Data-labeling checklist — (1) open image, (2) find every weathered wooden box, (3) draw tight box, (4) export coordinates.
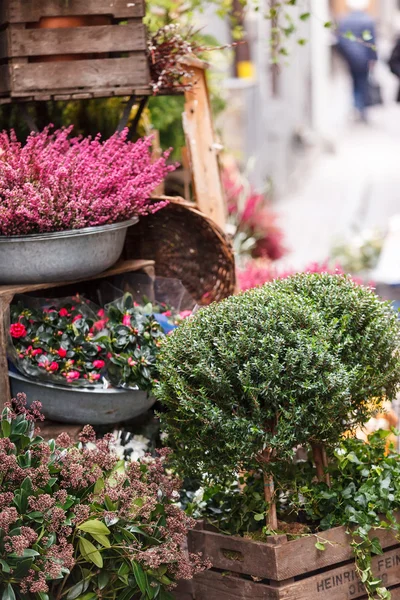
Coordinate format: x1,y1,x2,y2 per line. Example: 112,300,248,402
0,0,150,102
179,521,400,600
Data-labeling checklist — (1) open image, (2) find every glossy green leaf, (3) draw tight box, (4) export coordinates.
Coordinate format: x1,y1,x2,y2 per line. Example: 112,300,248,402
78,519,110,535
78,537,103,568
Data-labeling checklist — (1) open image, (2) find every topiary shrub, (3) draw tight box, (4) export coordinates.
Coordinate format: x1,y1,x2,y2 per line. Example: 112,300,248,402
156,273,400,483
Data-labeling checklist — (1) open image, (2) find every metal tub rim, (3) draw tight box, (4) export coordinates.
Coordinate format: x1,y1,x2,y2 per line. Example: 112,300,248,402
0,218,138,243
9,371,155,425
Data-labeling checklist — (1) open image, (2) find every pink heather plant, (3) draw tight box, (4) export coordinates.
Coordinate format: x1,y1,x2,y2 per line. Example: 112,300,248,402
0,126,175,236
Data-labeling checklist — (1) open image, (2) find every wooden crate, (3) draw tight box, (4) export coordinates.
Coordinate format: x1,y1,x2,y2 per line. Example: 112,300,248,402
186,521,400,600
0,0,150,101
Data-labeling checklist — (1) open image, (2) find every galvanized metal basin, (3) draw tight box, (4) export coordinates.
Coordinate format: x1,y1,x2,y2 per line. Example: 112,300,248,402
0,219,137,284
9,371,155,425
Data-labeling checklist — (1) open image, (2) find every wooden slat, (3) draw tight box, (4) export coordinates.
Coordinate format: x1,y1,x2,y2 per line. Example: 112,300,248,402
0,259,155,299
183,64,226,230
189,530,278,580
0,294,13,402
192,571,279,600
9,55,149,94
279,545,400,600
1,0,145,24
189,516,400,583
0,65,10,94
273,519,400,580
5,22,146,58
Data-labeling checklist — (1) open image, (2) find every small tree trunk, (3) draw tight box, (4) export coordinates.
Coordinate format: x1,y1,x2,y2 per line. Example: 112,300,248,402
263,471,278,530
261,448,278,530
311,442,331,487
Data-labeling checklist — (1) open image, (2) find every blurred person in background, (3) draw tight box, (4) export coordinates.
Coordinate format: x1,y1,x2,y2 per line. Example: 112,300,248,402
389,19,400,102
337,0,377,122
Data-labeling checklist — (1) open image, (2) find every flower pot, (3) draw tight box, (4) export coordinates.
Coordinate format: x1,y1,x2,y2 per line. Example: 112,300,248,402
0,219,137,285
28,15,112,62
9,371,155,425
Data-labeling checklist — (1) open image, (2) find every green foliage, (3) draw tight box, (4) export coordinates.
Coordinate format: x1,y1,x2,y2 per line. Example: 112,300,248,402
182,432,400,599
156,273,400,482
292,431,400,600
105,293,165,391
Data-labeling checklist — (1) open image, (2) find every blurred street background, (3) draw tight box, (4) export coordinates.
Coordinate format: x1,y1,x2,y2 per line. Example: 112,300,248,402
201,0,400,275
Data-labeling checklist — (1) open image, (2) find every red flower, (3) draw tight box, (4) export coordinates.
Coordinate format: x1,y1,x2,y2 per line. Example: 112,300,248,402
66,370,80,381
59,308,69,317
93,318,108,331
92,359,105,369
91,373,101,381
72,314,83,323
97,345,102,352
107,352,113,359
49,362,59,372
122,314,131,327
31,348,43,357
97,309,105,317
164,310,172,317
57,348,67,358
10,323,27,338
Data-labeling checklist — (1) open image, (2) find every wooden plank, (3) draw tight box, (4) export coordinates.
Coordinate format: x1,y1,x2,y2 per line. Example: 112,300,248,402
0,294,13,404
273,519,400,580
183,65,226,230
10,55,149,93
0,29,8,61
192,571,279,600
279,545,400,600
0,65,10,94
6,22,146,58
189,530,278,580
0,259,155,299
2,0,145,24
174,580,194,600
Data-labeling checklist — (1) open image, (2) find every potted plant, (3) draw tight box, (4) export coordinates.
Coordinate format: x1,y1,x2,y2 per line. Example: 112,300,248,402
0,127,174,284
156,273,400,599
7,294,191,424
0,394,210,599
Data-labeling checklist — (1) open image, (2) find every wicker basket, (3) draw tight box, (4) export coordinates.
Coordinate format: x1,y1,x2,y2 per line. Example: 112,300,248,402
123,197,235,305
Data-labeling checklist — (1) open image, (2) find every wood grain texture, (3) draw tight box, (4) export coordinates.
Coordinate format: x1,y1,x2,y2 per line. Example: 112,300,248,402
193,570,279,600
0,65,10,94
1,0,145,24
188,529,278,580
278,545,400,600
0,259,155,299
189,516,400,583
4,22,146,58
273,519,400,580
0,295,13,403
9,55,149,94
183,65,226,230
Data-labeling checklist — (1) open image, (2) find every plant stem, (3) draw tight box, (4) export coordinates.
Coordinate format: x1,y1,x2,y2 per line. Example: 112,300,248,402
311,442,331,487
263,470,278,530
260,448,278,530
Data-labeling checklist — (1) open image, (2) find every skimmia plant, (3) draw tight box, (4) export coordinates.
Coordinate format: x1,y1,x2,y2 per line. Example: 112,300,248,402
0,395,209,599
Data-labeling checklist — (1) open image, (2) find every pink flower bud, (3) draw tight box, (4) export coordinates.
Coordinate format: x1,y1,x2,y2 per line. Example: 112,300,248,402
122,314,131,327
